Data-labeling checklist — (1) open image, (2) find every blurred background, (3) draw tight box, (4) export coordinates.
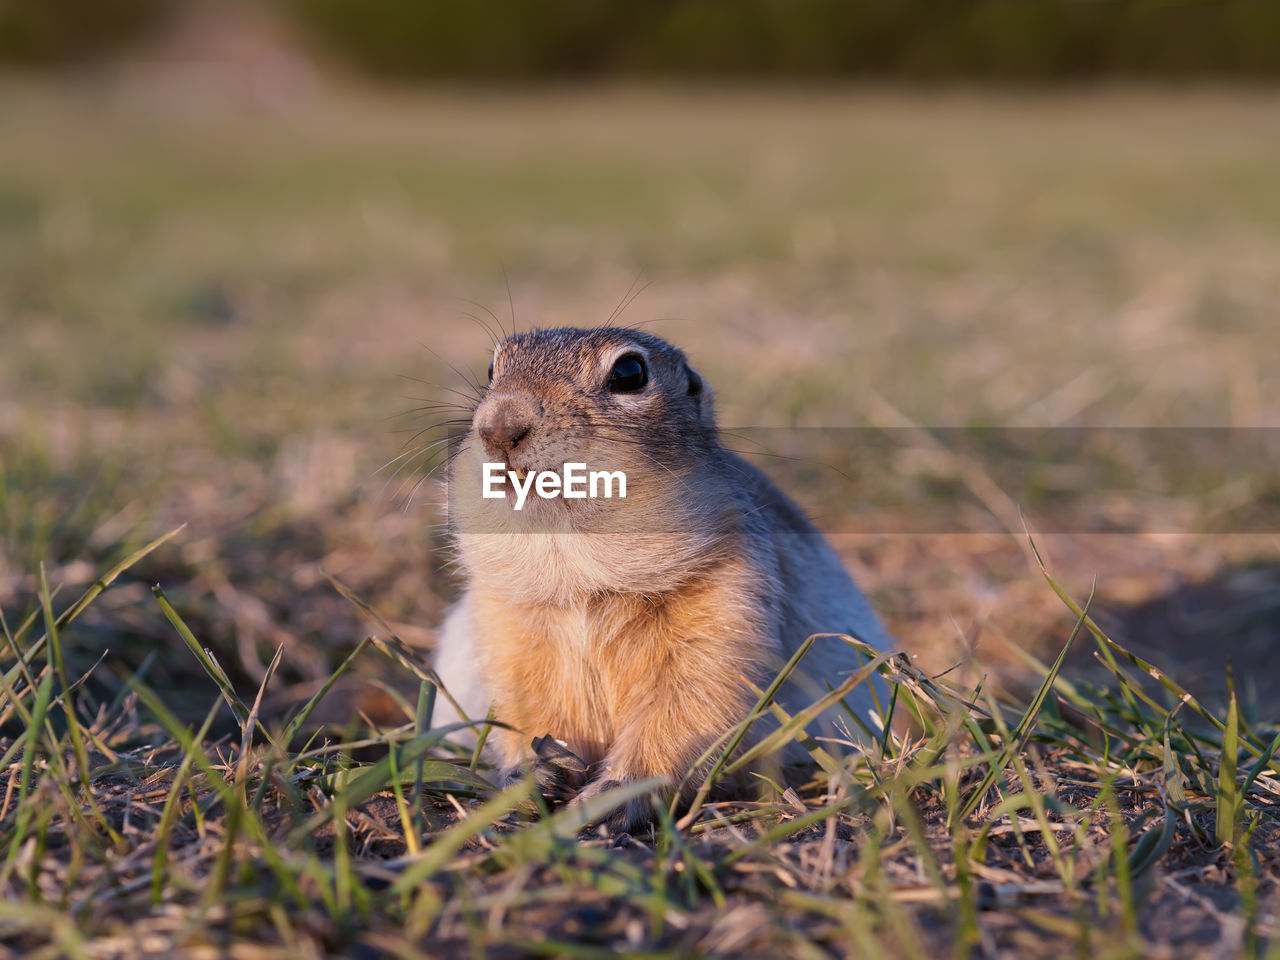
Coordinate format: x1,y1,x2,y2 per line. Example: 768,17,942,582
2,0,1278,719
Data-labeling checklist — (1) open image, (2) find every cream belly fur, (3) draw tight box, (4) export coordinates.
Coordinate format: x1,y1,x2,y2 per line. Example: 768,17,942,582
429,326,891,830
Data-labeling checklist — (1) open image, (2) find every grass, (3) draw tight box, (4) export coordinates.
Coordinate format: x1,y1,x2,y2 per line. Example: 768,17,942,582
1,76,1280,955
0,532,1277,956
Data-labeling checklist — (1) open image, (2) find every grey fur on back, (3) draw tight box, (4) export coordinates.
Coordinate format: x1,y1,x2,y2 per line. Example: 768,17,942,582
715,449,890,744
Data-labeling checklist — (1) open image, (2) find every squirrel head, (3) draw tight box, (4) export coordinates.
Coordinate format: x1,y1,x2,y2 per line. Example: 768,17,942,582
473,326,715,471
447,327,736,603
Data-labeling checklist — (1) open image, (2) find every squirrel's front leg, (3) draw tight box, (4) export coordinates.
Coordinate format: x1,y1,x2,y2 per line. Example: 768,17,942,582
576,651,761,833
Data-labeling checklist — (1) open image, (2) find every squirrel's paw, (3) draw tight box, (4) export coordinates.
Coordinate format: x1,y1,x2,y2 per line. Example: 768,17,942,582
528,735,590,802
573,775,660,834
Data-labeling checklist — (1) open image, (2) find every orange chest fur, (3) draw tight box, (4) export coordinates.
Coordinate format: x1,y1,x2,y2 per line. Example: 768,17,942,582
470,594,654,760
469,572,771,766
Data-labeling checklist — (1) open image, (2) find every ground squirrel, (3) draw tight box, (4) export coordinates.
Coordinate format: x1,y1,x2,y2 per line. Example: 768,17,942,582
432,326,890,829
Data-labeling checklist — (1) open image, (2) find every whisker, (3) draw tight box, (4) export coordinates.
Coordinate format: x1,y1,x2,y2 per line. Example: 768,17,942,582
417,340,487,399
386,408,472,430
374,435,459,496
395,399,474,413
604,271,649,328
403,442,467,511
386,420,471,441
396,375,483,409
389,419,471,455
459,311,501,349
454,296,508,341
369,417,470,487
502,267,518,336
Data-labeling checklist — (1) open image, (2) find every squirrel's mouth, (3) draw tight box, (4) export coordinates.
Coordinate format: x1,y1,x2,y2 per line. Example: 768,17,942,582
482,453,529,477
496,461,533,479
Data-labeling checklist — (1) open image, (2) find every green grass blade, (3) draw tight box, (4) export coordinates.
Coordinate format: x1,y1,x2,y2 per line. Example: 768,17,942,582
390,778,535,894
954,586,1091,824
14,525,186,649
1127,797,1175,877
151,698,222,904
1239,727,1280,800
2,672,54,876
722,650,892,777
152,584,251,726
674,632,824,827
1216,685,1240,847
280,636,374,748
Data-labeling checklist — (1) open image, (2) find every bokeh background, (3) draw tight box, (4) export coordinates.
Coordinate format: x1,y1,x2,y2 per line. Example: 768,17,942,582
2,0,1279,720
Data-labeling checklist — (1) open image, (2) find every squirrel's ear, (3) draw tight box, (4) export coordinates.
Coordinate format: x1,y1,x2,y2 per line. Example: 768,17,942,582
684,364,703,399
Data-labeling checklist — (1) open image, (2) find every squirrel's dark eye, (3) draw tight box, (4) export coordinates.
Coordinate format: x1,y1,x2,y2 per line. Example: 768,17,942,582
487,362,494,383
608,354,647,393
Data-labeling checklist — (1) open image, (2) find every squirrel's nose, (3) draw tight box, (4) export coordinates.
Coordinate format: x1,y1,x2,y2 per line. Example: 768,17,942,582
475,394,540,453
